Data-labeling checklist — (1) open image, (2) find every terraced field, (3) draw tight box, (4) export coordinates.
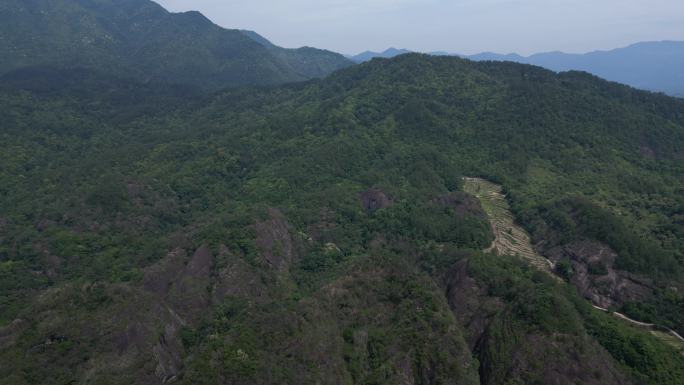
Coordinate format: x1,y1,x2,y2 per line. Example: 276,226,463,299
463,177,553,272
465,177,684,353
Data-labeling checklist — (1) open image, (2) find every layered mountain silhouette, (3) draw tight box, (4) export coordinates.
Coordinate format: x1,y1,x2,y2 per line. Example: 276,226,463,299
351,42,684,96
349,48,412,63
468,41,684,96
0,0,353,90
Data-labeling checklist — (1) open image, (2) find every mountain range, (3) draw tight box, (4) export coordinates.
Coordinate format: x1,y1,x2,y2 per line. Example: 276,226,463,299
0,0,353,90
5,0,680,96
349,48,413,63
352,42,684,96
0,1,683,384
3,50,683,385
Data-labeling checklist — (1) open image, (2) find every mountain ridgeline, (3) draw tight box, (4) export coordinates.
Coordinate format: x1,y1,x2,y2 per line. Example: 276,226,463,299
353,42,684,96
1,1,684,385
350,48,413,63
0,0,353,90
469,41,684,97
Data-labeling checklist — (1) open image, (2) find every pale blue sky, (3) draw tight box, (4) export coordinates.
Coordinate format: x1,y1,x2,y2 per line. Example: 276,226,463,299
155,0,684,55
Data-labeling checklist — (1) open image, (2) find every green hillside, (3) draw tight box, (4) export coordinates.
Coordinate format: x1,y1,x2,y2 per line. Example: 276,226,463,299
0,0,353,89
241,30,354,79
1,52,683,384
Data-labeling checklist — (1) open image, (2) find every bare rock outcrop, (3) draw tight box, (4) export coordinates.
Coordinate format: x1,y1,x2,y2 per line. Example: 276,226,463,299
545,241,654,309
359,188,393,213
138,246,215,382
443,260,503,350
443,258,633,385
254,208,295,272
168,245,213,324
142,249,187,297
212,245,268,304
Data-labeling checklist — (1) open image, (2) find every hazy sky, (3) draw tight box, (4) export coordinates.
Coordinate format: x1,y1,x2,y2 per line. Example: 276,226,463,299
155,0,684,55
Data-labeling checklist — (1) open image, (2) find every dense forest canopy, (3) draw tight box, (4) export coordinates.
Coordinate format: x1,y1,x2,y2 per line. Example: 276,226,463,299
1,52,683,384
0,0,353,89
0,0,683,381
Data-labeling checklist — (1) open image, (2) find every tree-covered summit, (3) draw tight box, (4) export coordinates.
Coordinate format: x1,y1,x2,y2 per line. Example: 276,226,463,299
0,0,353,90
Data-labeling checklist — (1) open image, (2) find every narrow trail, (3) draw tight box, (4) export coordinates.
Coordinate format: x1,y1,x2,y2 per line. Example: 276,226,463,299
592,305,684,348
463,177,684,352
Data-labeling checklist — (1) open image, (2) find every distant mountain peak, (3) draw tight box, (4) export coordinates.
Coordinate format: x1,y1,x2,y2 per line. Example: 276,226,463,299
350,48,413,63
463,41,684,95
349,40,684,95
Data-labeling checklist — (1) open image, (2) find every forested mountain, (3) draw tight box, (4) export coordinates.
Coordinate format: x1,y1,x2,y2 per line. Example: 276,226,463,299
1,52,683,384
356,42,684,96
239,30,356,80
0,0,353,89
468,41,684,97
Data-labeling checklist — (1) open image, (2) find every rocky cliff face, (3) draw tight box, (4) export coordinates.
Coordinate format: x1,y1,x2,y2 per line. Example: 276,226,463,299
359,188,394,213
0,201,675,384
0,207,306,385
443,259,633,385
544,241,655,309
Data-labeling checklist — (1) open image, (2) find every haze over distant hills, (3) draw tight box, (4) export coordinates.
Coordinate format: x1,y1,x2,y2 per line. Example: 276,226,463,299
469,41,684,97
352,42,684,96
0,0,352,90
349,48,413,63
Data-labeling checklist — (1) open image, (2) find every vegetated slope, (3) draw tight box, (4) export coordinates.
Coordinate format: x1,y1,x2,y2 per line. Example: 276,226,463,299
0,0,352,90
1,55,684,384
240,30,355,79
467,41,684,96
349,41,684,95
465,177,683,351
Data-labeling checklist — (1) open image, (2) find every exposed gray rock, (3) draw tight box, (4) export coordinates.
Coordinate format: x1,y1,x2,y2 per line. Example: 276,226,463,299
546,241,654,308
359,189,393,213
212,246,267,304
254,208,294,271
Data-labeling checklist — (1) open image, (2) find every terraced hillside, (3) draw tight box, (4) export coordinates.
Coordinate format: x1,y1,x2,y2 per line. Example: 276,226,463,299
464,177,684,353
463,177,552,271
